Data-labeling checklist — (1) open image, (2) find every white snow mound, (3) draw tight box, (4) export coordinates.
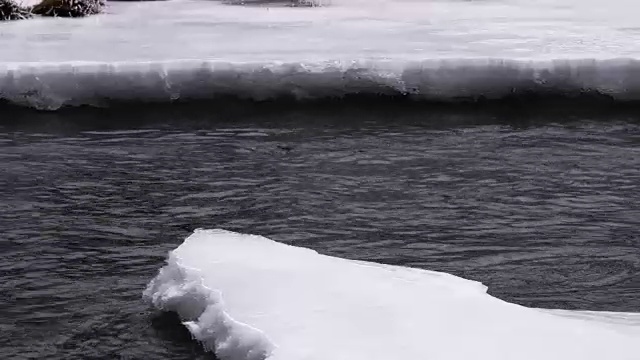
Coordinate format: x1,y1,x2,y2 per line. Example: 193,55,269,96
144,229,640,360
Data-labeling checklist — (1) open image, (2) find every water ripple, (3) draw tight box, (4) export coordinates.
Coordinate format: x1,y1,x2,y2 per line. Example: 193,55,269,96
1,116,639,358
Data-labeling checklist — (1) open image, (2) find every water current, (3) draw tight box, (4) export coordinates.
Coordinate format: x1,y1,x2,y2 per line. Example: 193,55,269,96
1,105,639,359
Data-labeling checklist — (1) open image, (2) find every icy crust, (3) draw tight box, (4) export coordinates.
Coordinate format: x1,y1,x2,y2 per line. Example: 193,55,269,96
2,58,640,110
145,229,640,360
143,254,275,360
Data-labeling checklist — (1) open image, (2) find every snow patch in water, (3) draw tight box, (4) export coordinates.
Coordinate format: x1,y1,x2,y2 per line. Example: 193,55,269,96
144,229,640,360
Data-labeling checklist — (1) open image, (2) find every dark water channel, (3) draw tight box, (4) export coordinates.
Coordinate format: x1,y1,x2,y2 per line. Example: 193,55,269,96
1,108,639,359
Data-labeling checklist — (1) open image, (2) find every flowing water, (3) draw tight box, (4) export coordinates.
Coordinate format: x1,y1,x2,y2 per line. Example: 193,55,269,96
1,107,639,359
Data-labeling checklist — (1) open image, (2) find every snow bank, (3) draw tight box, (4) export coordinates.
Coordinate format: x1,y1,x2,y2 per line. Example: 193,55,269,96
1,0,640,110
144,229,640,360
2,58,640,110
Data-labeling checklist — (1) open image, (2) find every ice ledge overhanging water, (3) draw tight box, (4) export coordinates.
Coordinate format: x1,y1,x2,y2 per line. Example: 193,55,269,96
2,58,640,110
144,229,640,360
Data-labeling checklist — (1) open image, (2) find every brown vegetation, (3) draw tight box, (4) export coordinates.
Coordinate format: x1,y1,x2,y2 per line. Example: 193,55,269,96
0,0,32,20
31,0,104,17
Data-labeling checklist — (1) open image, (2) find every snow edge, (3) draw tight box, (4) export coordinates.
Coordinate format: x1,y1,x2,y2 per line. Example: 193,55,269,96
143,245,275,360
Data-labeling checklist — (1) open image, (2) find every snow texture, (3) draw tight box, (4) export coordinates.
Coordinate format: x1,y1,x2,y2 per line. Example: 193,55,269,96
2,0,640,109
144,229,640,360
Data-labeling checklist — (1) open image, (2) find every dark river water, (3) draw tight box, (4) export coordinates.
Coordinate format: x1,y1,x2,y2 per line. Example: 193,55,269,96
2,106,640,359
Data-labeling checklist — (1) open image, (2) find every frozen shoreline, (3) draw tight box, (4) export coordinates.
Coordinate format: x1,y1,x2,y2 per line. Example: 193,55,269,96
3,0,640,109
3,58,640,110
